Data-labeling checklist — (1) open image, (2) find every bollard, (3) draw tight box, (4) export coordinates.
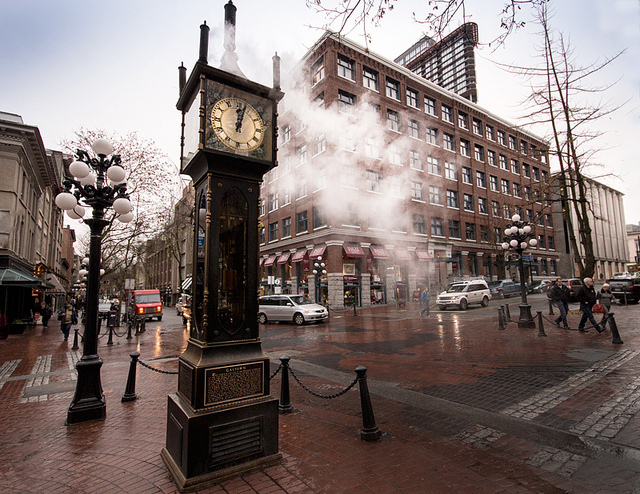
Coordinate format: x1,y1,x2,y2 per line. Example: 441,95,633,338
278,355,293,414
353,302,357,316
504,303,511,322
497,307,506,331
126,319,132,340
537,311,546,337
107,325,114,345
140,317,146,333
122,352,140,402
548,299,555,316
71,327,80,350
355,366,382,442
607,313,623,344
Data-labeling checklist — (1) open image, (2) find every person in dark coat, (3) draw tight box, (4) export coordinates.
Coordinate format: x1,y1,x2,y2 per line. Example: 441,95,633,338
41,303,52,329
549,278,570,329
576,277,603,333
419,287,431,317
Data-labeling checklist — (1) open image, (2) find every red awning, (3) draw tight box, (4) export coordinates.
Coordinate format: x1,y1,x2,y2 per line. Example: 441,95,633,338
263,255,277,267
415,250,433,261
259,258,265,266
344,245,366,258
291,249,307,263
395,249,413,261
277,252,291,264
308,245,326,259
370,246,390,259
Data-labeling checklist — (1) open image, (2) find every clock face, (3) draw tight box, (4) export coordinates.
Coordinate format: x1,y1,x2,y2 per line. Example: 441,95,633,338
211,97,265,152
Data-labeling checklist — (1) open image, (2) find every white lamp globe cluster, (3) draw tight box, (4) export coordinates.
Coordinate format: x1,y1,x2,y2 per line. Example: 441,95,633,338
501,214,538,251
312,257,327,275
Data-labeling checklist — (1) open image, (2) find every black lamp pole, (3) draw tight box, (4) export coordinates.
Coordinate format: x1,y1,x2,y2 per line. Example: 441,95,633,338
502,214,537,328
55,139,131,424
313,257,325,304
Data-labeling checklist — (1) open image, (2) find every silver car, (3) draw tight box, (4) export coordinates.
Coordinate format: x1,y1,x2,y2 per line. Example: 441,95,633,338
258,295,328,325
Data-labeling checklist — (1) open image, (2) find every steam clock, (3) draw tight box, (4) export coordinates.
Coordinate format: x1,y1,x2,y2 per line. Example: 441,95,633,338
162,3,284,490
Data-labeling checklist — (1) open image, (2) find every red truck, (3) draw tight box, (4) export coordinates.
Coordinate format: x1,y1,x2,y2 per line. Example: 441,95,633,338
125,289,163,321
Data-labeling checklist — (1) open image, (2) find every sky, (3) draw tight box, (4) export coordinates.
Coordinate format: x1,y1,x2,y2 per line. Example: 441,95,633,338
1,0,638,223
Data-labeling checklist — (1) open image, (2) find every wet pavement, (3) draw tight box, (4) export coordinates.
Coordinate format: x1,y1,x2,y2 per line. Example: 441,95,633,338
2,294,640,492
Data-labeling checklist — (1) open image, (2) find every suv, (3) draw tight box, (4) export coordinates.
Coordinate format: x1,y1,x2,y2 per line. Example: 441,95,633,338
488,279,521,299
609,277,640,304
258,295,328,325
436,280,491,310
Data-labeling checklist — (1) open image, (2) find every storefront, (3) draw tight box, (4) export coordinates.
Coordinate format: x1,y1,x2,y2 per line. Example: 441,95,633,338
342,244,365,307
276,252,292,293
369,246,389,304
308,245,327,303
393,249,412,303
290,249,307,295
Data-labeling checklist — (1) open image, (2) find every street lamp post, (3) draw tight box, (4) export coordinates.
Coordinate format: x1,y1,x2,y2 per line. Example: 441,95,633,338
501,214,538,328
312,257,326,304
55,138,132,424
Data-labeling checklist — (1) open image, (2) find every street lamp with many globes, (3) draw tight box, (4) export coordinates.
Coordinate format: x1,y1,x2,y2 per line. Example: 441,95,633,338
501,214,538,328
55,138,132,425
312,257,327,304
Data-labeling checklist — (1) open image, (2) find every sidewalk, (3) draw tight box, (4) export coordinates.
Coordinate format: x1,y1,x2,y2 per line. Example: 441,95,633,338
1,299,640,493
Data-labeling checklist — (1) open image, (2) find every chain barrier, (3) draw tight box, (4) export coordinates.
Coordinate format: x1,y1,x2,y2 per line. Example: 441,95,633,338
327,303,356,313
270,363,282,380
137,358,179,375
287,364,358,399
540,312,603,331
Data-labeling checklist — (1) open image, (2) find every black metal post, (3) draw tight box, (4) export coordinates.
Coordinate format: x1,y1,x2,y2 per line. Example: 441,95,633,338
497,306,506,330
71,327,79,350
122,352,140,402
353,301,357,316
548,298,555,316
516,251,535,328
607,313,624,344
278,356,293,414
107,324,114,345
537,310,546,337
126,316,132,339
504,303,511,322
355,366,381,442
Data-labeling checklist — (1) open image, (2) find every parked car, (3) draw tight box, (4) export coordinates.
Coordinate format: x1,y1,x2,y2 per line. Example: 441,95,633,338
436,280,491,310
258,295,328,325
176,294,190,316
528,279,553,294
565,278,584,302
488,279,521,299
609,277,640,304
612,272,631,279
181,297,192,325
98,302,111,321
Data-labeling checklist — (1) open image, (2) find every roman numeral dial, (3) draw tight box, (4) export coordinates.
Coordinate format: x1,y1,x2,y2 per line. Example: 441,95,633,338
211,97,265,152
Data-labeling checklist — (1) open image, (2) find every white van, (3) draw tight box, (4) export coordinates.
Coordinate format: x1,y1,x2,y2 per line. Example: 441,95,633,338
258,295,328,325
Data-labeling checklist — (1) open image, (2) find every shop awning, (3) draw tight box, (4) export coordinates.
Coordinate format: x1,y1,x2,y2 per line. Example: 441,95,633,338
45,274,67,294
181,276,192,292
308,245,326,259
277,252,291,264
395,249,413,261
370,246,390,259
291,249,307,263
0,268,48,288
344,245,365,258
259,258,265,266
415,250,433,261
263,255,277,267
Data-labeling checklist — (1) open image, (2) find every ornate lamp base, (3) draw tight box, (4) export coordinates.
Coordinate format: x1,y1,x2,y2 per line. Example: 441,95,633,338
517,304,536,328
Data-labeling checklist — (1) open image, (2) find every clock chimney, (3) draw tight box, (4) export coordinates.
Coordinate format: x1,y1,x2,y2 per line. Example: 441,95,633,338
220,0,245,77
198,21,209,64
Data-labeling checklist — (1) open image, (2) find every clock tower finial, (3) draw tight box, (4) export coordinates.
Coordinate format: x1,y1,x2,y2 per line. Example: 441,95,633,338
220,0,246,77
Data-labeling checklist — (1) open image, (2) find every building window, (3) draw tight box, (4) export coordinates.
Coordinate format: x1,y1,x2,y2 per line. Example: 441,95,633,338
315,166,326,190
443,133,454,151
521,140,528,155
386,77,400,100
537,214,545,226
501,179,510,195
389,176,403,197
338,90,356,113
538,234,546,249
406,87,419,108
497,130,506,146
297,144,307,165
426,127,438,145
386,144,401,165
410,181,424,201
545,214,553,228
313,207,326,229
429,185,442,205
541,170,549,182
408,119,420,139
259,198,265,216
486,124,495,141
487,150,496,167
425,96,437,115
513,183,521,198
363,66,378,90
533,167,540,181
337,54,355,80
509,135,517,150
478,197,488,214
409,150,422,170
311,56,324,85
442,104,453,123
427,156,440,175
503,204,511,218
365,137,381,159
523,163,530,178
282,217,291,237
268,192,278,211
269,222,278,242
296,211,308,233
474,144,484,162
366,170,382,192
341,163,357,187
492,200,500,217
490,175,498,192
494,227,502,243
340,134,357,152
387,109,401,132
461,166,472,184
282,188,291,206
550,259,557,275
548,236,555,250
463,193,474,211
344,204,360,227
313,134,326,155
413,214,426,235
476,171,486,188
466,222,476,241
449,220,461,238
446,190,459,208
445,161,456,180
460,138,470,157
472,118,482,135
283,124,291,143
480,225,490,242
510,159,520,174
458,111,469,129
259,226,265,244
431,217,444,236
298,177,307,198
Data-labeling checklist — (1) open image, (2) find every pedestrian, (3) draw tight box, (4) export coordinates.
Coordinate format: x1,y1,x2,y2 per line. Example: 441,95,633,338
548,277,570,329
41,303,52,329
597,283,614,324
576,277,603,333
419,287,431,317
58,303,78,341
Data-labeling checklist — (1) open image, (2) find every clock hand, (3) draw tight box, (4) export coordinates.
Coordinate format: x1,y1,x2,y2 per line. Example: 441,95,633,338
235,103,246,133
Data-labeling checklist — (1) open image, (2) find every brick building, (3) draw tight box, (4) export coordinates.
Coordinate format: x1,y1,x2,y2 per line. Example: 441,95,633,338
258,31,557,308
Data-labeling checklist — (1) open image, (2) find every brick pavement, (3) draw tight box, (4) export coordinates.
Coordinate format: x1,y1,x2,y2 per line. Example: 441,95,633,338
1,297,640,493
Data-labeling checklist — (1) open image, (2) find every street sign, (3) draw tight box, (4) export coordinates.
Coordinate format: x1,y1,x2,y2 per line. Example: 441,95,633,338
522,255,534,261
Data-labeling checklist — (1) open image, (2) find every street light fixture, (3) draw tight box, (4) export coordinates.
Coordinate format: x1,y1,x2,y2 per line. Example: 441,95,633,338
501,214,538,328
312,257,326,304
55,138,132,424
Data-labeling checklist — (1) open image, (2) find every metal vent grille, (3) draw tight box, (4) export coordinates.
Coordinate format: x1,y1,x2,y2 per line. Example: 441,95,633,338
209,418,263,469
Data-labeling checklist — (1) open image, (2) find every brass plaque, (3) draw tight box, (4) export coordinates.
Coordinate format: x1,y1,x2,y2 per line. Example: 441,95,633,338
204,361,264,406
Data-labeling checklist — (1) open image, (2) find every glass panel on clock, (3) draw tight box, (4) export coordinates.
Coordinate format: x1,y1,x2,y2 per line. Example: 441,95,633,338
182,95,201,172
193,186,207,340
